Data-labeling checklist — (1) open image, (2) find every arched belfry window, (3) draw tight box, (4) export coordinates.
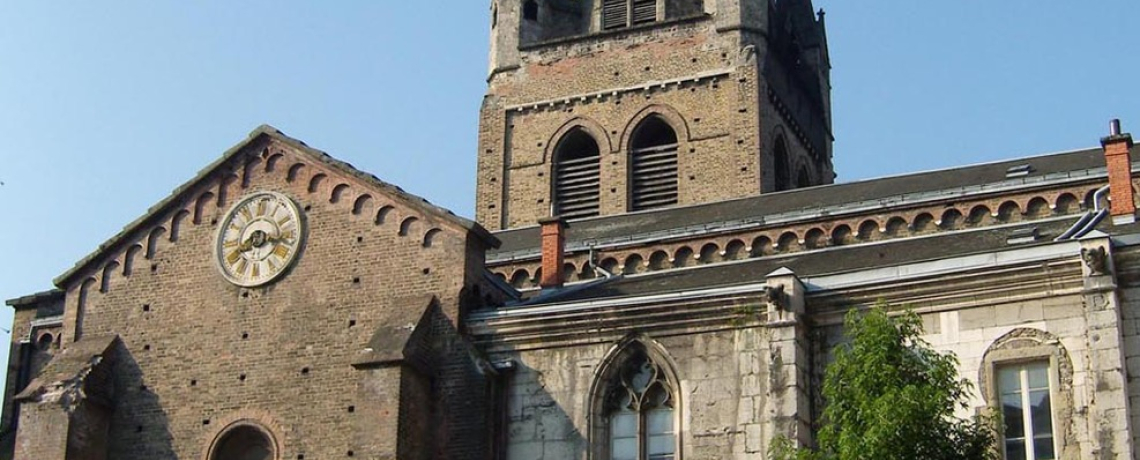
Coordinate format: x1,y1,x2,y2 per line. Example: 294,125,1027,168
553,128,602,219
603,0,659,30
773,135,791,191
592,340,679,460
630,116,679,211
796,167,812,189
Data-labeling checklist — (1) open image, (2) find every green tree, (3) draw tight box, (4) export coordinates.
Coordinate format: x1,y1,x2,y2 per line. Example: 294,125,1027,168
771,305,997,460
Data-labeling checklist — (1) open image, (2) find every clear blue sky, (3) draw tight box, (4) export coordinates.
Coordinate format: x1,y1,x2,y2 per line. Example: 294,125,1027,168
0,2,1137,394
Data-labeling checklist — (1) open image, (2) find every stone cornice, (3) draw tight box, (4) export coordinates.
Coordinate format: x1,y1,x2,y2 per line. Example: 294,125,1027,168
472,240,1086,351
503,68,734,115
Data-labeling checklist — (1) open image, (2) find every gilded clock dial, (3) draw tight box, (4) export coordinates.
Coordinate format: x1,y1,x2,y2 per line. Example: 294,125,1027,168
215,192,304,287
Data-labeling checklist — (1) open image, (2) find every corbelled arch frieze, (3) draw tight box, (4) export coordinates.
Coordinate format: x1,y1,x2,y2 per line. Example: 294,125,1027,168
62,139,454,344
492,181,1113,289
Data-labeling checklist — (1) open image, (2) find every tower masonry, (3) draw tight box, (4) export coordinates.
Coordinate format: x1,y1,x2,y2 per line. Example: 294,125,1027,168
476,0,834,231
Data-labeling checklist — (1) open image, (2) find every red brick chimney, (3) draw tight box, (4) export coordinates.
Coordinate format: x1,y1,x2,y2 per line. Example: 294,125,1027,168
1103,119,1136,225
539,217,567,289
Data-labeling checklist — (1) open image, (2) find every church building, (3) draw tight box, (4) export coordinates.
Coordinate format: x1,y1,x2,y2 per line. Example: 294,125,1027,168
4,1,1139,459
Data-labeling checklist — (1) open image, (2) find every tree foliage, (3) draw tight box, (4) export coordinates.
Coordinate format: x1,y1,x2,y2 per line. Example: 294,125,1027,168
771,305,997,460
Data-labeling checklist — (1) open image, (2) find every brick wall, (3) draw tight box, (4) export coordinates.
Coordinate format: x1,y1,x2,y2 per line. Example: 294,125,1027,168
476,11,832,230
36,137,490,460
13,404,67,460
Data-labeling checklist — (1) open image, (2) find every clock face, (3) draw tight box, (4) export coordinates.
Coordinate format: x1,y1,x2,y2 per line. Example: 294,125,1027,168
215,192,304,287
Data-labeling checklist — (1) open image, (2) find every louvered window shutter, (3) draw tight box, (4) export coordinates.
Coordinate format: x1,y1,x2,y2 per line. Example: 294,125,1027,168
630,118,679,211
554,131,602,220
555,155,601,219
602,0,629,30
630,143,679,211
631,0,657,25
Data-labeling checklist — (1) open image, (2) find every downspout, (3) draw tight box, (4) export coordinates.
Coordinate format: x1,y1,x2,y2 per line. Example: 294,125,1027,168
1055,185,1110,241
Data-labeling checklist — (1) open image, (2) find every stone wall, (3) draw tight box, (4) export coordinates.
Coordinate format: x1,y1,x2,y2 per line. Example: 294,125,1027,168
495,328,772,460
809,238,1134,459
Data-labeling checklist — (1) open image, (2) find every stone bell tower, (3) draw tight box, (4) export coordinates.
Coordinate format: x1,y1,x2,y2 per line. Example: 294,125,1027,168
476,0,834,231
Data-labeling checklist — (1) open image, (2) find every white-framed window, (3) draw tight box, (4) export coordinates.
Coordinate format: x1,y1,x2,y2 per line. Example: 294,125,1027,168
998,362,1056,460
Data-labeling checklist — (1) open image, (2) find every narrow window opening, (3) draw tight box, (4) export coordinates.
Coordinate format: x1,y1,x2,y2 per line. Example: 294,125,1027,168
36,333,53,351
773,136,791,191
796,167,812,189
998,362,1056,460
630,117,679,211
523,0,539,21
553,128,602,220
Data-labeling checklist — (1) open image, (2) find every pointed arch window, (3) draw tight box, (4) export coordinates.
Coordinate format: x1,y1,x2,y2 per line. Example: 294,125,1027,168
603,0,658,30
597,343,678,460
553,128,602,219
630,116,679,211
796,167,812,189
773,135,791,191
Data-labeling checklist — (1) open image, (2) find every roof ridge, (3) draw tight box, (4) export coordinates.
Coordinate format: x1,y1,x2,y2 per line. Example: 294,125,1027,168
54,125,498,287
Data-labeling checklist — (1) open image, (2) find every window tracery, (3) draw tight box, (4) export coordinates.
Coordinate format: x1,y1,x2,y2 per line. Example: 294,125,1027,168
595,341,678,460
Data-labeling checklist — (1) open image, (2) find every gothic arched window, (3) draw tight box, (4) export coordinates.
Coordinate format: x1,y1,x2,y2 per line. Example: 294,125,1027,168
593,340,679,460
602,0,659,30
553,128,602,219
796,167,812,189
629,116,679,211
773,135,791,191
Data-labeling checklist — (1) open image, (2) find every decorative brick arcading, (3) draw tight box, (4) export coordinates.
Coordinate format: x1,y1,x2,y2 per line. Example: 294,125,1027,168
492,182,1108,290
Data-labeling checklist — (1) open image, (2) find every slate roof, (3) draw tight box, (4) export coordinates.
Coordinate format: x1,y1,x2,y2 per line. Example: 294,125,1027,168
525,218,1086,303
491,146,1128,260
53,125,499,288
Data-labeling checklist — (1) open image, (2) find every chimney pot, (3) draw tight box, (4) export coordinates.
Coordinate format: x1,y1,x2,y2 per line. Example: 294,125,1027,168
1111,119,1123,137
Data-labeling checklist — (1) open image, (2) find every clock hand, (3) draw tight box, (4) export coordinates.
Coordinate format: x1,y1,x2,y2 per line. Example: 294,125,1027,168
237,235,256,252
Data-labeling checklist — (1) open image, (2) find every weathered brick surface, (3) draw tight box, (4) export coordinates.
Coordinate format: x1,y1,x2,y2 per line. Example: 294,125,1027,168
476,3,832,230
13,404,68,460
14,136,494,460
1103,134,1136,218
